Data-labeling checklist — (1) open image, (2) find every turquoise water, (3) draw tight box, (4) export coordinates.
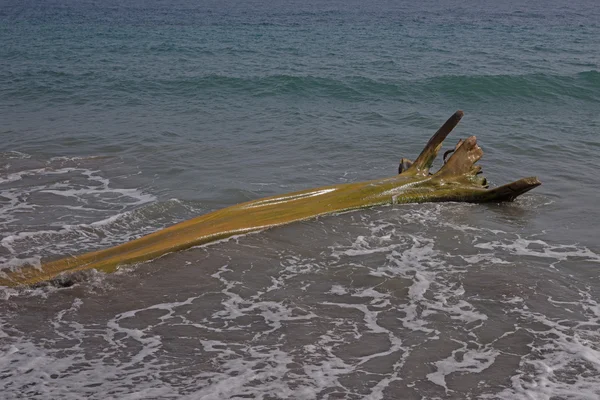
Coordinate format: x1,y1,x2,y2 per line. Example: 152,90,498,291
1,1,600,398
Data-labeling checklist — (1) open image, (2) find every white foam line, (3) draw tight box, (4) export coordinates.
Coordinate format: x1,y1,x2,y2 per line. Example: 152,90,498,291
0,151,30,160
485,284,600,400
0,167,95,185
0,168,48,184
323,286,407,398
427,339,499,391
475,237,600,263
211,264,318,339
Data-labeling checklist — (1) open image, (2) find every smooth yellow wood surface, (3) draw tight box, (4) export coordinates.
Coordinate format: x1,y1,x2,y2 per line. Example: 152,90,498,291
0,112,541,287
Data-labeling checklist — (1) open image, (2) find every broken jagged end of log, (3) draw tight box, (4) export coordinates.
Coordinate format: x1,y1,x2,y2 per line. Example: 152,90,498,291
1,111,541,287
397,110,541,202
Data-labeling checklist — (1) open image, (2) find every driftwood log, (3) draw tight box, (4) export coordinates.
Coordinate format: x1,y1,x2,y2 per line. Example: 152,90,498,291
1,111,541,287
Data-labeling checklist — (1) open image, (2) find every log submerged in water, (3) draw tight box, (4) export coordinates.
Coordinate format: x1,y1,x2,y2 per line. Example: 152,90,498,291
1,111,541,287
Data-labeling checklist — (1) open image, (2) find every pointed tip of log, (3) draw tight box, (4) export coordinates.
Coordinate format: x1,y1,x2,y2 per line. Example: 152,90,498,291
487,176,542,202
462,176,541,203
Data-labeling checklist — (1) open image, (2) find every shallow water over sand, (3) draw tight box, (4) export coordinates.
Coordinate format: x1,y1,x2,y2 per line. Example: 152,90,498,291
2,204,600,399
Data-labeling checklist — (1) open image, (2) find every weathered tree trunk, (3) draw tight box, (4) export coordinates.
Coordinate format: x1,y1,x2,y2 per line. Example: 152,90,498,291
1,111,541,287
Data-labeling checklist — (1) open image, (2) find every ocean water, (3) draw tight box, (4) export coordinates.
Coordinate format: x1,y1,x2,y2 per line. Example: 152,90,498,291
1,0,600,398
